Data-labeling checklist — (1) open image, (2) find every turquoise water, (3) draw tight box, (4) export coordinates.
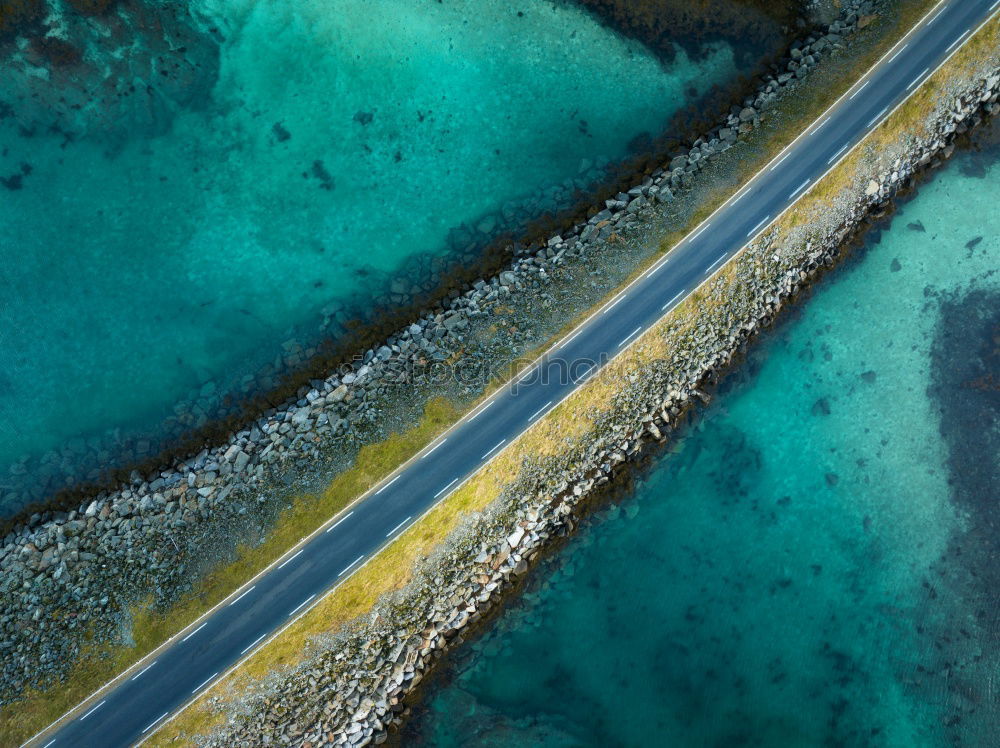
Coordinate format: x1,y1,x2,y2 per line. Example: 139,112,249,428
0,0,753,515
404,133,1000,745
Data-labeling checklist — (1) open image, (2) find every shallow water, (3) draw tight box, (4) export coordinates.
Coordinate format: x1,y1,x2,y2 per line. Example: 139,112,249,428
403,127,1000,746
0,0,762,516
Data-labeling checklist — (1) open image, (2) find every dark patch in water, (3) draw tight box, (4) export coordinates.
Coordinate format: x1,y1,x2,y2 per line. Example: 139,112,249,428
353,110,374,126
907,220,926,232
310,159,334,190
889,258,901,272
271,121,291,142
964,235,983,250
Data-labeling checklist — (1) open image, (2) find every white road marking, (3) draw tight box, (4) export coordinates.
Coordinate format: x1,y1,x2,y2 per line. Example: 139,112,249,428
338,556,364,577
529,401,553,422
325,511,355,534
886,42,908,65
375,476,399,495
240,634,266,655
705,254,727,274
79,701,105,721
287,595,316,618
945,29,970,52
788,179,811,199
927,5,947,25
905,67,930,90
991,0,999,11
746,216,771,238
848,79,869,99
277,549,304,570
662,290,685,311
141,713,168,734
42,741,56,748
434,479,458,498
572,365,595,385
644,259,668,278
601,291,627,314
229,585,255,606
558,327,584,350
618,327,642,347
131,661,157,681
482,439,507,459
866,106,889,128
729,186,751,206
687,222,711,244
181,622,207,643
467,399,495,421
191,673,218,695
769,150,792,171
421,438,446,459
386,516,413,537
827,143,849,164
812,116,831,134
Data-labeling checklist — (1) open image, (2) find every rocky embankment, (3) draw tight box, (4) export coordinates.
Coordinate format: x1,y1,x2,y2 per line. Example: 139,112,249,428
0,0,894,714
189,41,1000,748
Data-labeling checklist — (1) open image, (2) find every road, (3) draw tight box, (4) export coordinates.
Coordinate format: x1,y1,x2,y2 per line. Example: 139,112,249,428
30,1,998,745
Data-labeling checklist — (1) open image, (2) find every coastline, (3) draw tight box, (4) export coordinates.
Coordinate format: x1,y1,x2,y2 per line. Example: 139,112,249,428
148,8,1000,748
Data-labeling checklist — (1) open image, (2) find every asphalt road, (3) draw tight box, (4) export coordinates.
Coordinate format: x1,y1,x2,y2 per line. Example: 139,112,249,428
32,1,998,745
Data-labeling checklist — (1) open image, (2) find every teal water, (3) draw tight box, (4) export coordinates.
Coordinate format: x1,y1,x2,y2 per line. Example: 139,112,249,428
0,0,756,515
404,131,1000,745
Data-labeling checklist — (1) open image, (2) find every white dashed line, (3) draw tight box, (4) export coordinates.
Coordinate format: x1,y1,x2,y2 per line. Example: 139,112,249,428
687,222,711,244
277,549,304,570
386,516,413,538
644,259,668,278
421,438,446,459
338,556,364,577
827,144,849,164
866,106,889,128
705,254,727,274
945,29,970,52
885,42,908,65
181,621,207,643
434,479,458,498
848,79,869,100
325,511,354,534
79,701,105,721
287,595,316,618
467,399,495,421
812,116,831,133
927,5,947,25
42,741,56,748
240,634,266,655
141,713,168,734
132,661,157,681
191,673,218,695
229,585,255,606
662,290,685,311
746,216,771,238
558,327,584,350
769,151,792,171
991,0,999,11
482,439,507,460
529,401,553,422
788,179,811,199
601,291,627,314
375,476,399,495
572,365,595,385
618,327,642,348
905,66,930,90
729,186,751,206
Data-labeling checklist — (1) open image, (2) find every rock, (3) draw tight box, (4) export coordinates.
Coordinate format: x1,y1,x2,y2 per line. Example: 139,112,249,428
865,179,881,195
739,106,757,122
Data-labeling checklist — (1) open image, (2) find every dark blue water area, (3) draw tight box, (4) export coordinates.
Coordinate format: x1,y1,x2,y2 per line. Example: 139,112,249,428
402,125,1000,746
0,0,779,518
